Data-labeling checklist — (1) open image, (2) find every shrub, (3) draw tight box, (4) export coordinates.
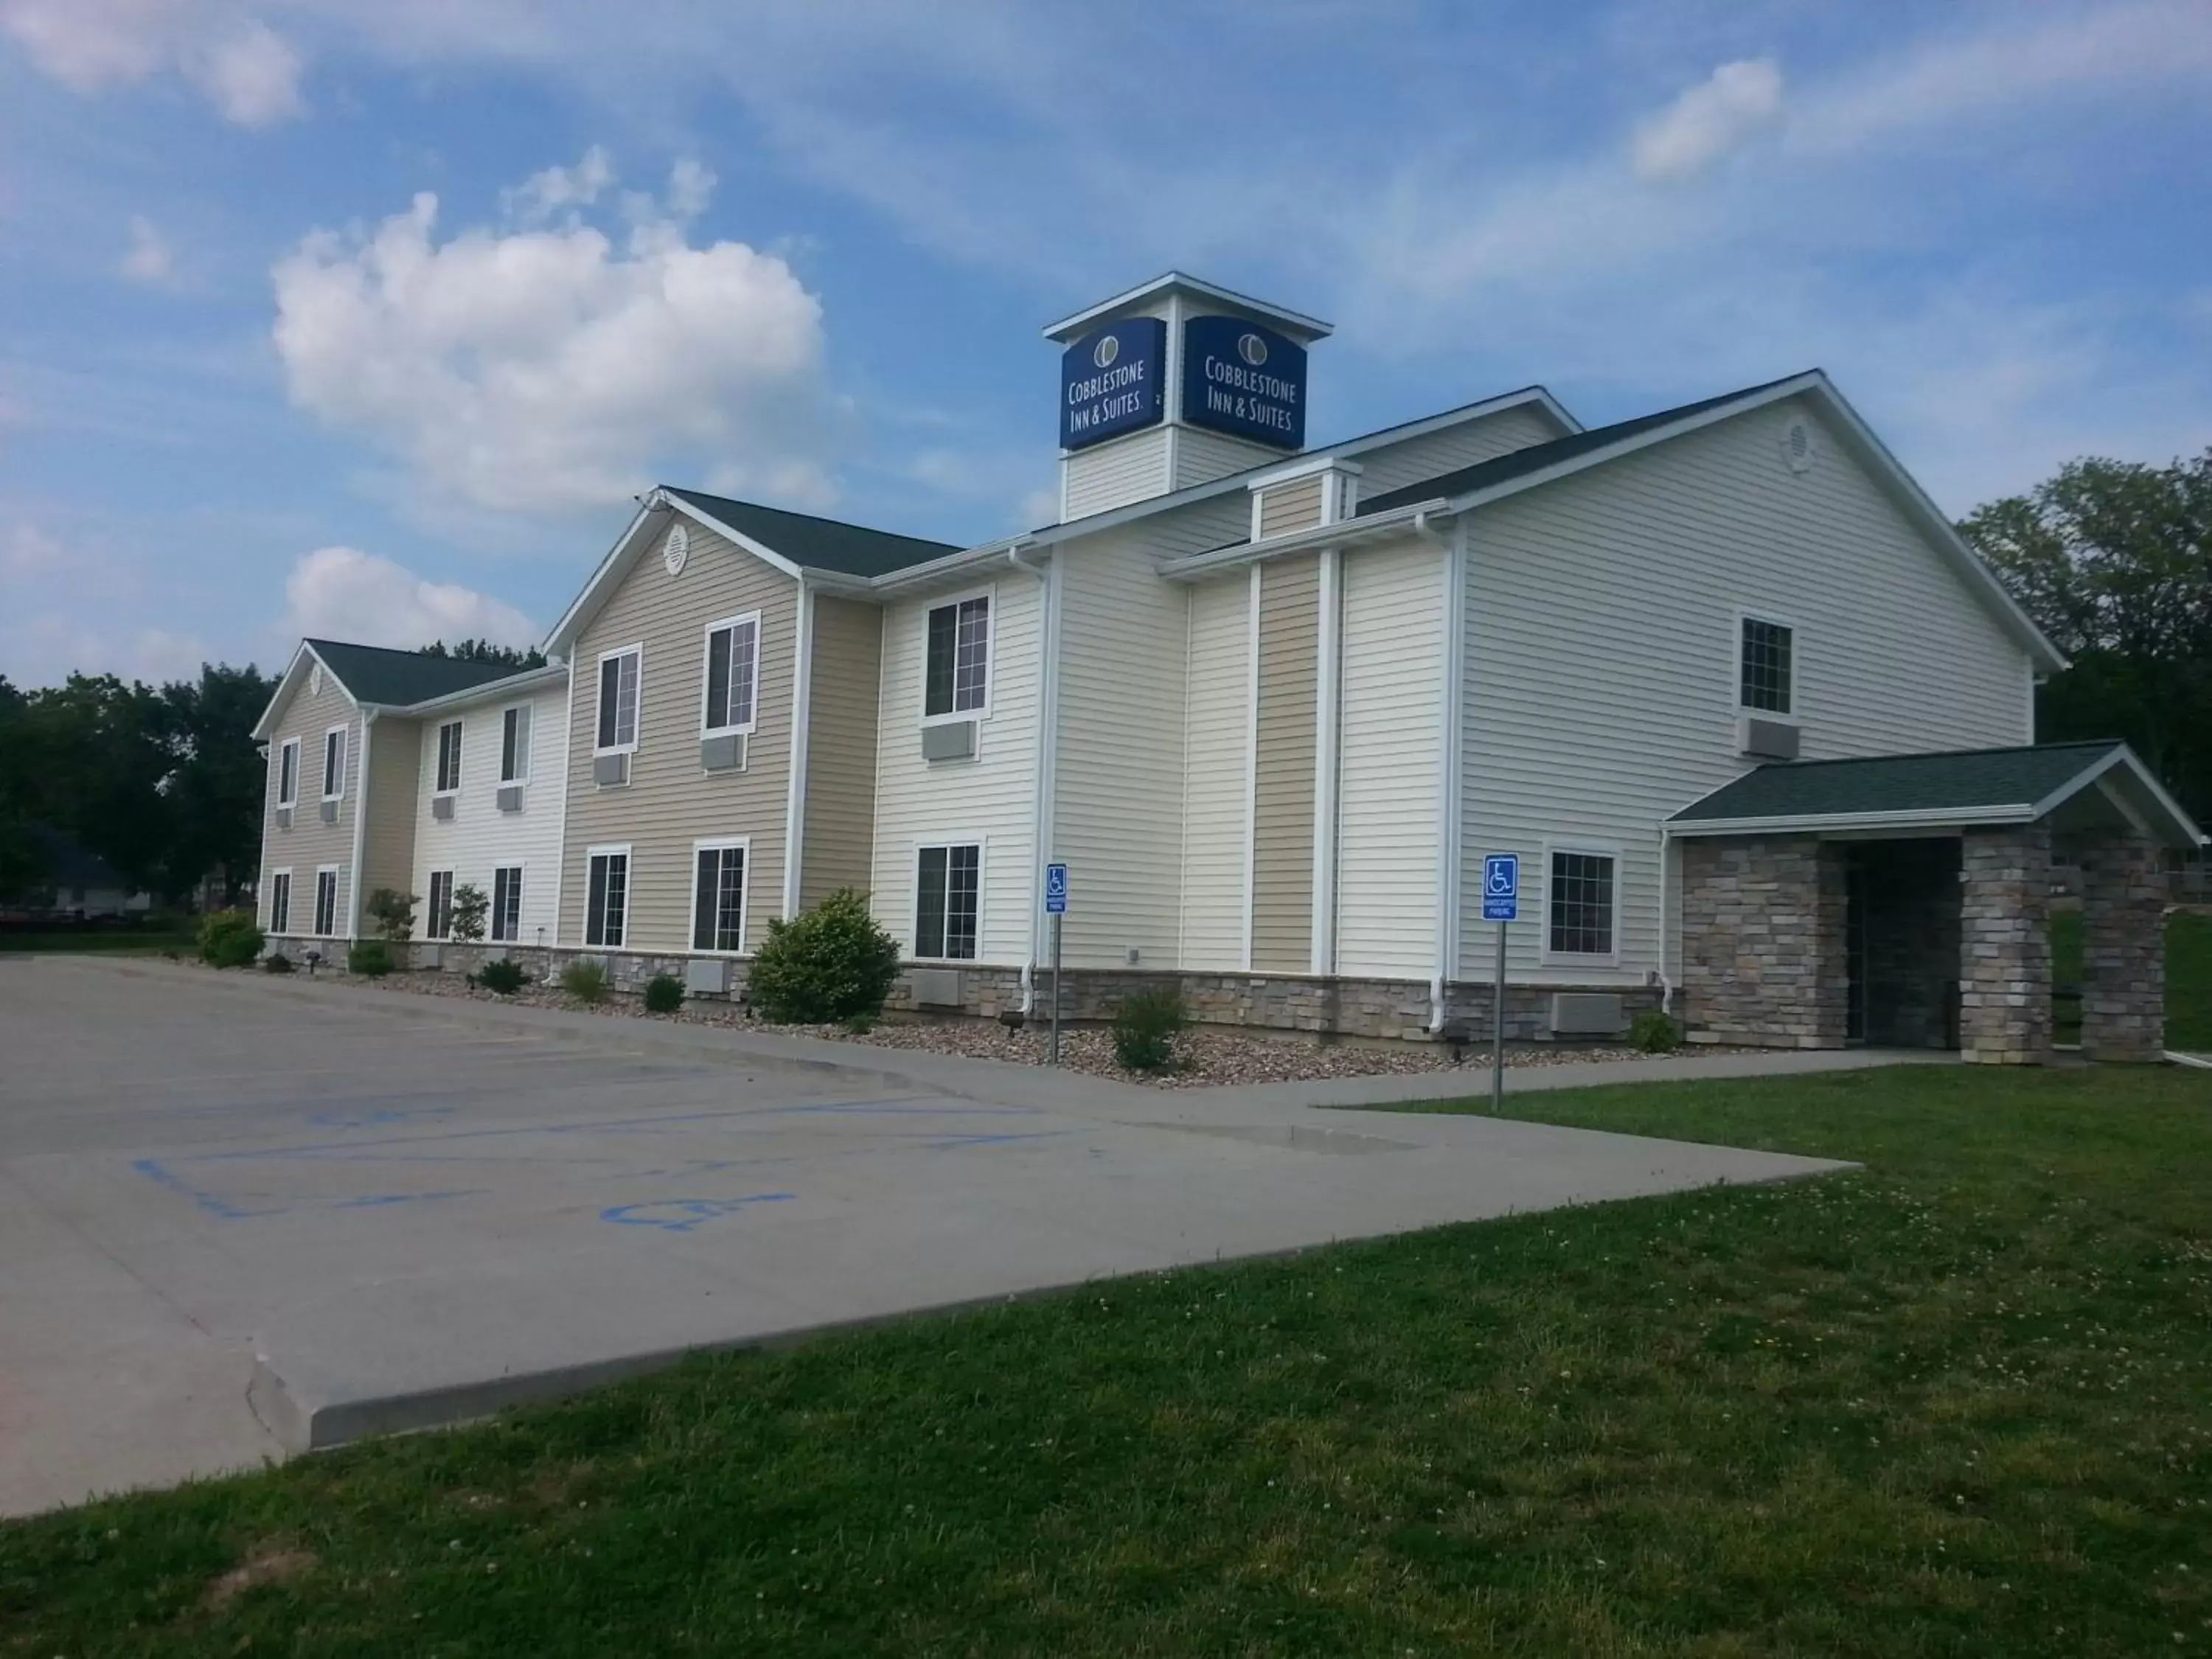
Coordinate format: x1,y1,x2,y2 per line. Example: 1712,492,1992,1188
262,952,294,974
448,883,488,944
1112,986,1187,1073
347,939,394,977
474,957,527,995
644,973,686,1015
198,908,264,969
748,888,900,1024
560,959,610,1004
1629,1010,1681,1054
364,888,419,944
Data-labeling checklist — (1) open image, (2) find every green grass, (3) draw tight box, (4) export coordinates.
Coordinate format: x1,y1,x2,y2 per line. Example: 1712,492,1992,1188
4,1068,2211,1656
2051,908,2211,1051
0,928,193,955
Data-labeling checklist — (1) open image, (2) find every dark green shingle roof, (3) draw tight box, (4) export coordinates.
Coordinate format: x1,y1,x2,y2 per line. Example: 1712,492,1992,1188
664,488,959,579
307,640,533,708
1669,742,2124,824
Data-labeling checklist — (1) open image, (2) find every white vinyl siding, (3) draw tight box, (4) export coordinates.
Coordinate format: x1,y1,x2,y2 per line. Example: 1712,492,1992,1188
1062,425,1172,520
1178,573,1251,969
1335,539,1444,978
411,680,570,950
1173,425,1280,490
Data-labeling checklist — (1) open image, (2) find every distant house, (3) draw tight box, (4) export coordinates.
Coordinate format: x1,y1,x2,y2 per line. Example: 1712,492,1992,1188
16,825,152,919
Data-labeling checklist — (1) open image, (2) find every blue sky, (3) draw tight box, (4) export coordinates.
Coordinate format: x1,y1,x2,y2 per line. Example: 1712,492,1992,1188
3,0,2208,687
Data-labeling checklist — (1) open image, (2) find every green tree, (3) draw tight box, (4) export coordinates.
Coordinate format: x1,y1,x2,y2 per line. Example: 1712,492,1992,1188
157,664,275,905
417,639,546,669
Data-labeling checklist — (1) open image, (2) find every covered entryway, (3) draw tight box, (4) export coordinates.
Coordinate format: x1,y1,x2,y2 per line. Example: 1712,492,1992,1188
1844,838,1961,1048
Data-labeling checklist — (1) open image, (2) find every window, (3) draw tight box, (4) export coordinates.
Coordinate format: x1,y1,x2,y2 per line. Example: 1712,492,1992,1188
435,720,464,794
500,705,532,784
596,648,641,752
585,848,630,947
276,739,299,808
426,870,454,940
1740,616,1794,715
268,870,291,933
491,866,524,943
321,726,347,799
313,868,340,936
1547,850,1615,957
702,615,759,734
924,594,990,718
692,841,748,953
914,843,981,960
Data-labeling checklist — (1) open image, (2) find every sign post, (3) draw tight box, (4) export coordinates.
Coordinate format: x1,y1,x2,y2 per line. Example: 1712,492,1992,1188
1481,854,1519,1113
1044,862,1068,1066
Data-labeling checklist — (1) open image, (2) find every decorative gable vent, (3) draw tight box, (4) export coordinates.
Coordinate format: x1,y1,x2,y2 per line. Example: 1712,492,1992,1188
1780,416,1815,475
1248,457,1361,542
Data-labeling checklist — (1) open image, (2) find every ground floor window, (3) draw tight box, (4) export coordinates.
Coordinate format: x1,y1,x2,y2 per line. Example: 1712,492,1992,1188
491,866,523,943
313,868,340,937
426,870,454,940
1548,849,1615,957
692,841,748,953
267,870,291,933
585,849,629,947
914,842,981,960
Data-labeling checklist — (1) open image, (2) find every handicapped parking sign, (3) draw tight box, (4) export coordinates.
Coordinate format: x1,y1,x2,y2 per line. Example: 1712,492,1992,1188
1481,853,1519,922
1044,861,1069,916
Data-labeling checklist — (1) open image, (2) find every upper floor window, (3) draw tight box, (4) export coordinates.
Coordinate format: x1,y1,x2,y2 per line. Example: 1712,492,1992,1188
501,705,532,784
702,614,759,735
925,594,990,718
276,738,299,807
321,726,347,800
597,647,641,753
1740,617,1794,715
435,720,464,794
1547,849,1615,958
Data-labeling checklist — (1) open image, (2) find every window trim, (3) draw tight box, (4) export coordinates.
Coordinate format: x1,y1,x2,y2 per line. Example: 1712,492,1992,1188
594,644,645,757
490,863,526,945
583,843,633,949
425,869,456,940
313,863,342,939
1734,609,1800,724
919,586,995,727
321,723,348,801
434,719,465,798
698,611,763,739
276,737,300,808
687,835,752,956
498,702,533,785
911,835,986,962
1539,840,1624,968
266,867,292,934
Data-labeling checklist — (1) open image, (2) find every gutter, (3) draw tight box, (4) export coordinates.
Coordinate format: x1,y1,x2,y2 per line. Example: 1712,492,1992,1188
868,535,1029,594
1158,499,1453,582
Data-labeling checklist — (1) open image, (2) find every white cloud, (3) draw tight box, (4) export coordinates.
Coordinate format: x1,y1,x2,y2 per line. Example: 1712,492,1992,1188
1,0,305,125
2,616,211,686
189,19,304,127
3,522,63,576
1630,58,1784,183
279,546,536,651
666,158,716,220
271,170,835,515
503,145,616,223
118,215,175,286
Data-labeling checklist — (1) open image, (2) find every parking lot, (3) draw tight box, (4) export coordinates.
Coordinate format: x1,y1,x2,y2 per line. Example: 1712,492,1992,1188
0,956,1844,1515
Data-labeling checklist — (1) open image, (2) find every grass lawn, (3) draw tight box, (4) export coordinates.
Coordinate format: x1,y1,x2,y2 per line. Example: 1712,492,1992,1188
0,928,195,956
4,1066,2211,1656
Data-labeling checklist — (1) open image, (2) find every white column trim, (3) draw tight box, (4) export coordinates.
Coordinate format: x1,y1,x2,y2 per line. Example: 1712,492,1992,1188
1239,560,1262,973
781,582,815,919
346,712,372,942
1432,518,1470,1027
1310,545,1343,975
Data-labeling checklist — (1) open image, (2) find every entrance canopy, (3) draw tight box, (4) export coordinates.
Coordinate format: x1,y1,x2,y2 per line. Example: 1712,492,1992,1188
1669,741,2204,849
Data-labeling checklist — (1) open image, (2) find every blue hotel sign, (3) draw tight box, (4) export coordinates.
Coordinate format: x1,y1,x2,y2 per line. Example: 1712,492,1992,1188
1060,317,1166,451
1181,316,1306,450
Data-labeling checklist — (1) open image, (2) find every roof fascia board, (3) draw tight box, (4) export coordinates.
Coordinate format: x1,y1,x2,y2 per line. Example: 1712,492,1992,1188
657,490,806,582
543,499,658,657
251,640,358,741
2036,742,2205,846
392,664,568,718
868,537,1028,595
1668,804,2037,837
1044,272,1333,342
1159,502,1450,581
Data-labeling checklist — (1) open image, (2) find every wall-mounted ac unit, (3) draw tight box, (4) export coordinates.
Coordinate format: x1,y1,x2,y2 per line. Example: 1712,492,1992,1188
1739,715,1801,760
906,967,964,1008
921,721,975,762
700,733,748,773
1550,992,1627,1036
431,795,456,821
319,800,339,824
593,753,630,787
685,957,733,995
274,806,293,830
496,785,524,813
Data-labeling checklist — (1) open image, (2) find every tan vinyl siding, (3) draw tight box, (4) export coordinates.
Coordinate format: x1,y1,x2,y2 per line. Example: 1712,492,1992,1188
1251,553,1319,971
258,667,361,938
1178,572,1251,968
560,524,796,952
799,596,882,909
359,717,421,908
1256,474,1324,538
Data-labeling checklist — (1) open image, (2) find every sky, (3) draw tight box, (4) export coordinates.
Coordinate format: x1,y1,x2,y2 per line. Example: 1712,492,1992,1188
2,0,2209,688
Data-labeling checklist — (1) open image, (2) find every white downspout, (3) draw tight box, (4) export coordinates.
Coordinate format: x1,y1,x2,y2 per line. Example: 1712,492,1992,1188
1415,510,1459,1032
1009,540,1053,1014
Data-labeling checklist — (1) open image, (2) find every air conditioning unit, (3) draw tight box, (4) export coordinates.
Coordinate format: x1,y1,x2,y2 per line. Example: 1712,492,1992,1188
700,733,748,773
1550,992,1627,1036
496,785,524,813
319,800,339,824
274,806,293,830
593,753,630,787
685,957,733,995
906,967,964,1008
921,721,976,762
1739,715,1801,760
431,796,456,821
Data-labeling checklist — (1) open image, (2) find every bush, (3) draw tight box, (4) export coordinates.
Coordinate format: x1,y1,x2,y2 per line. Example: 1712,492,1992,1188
474,957,527,995
1112,986,1187,1073
198,908,264,969
644,973,686,1015
1629,1010,1681,1054
449,883,488,944
748,889,900,1024
262,952,294,974
347,939,394,977
364,888,418,944
560,959,610,1004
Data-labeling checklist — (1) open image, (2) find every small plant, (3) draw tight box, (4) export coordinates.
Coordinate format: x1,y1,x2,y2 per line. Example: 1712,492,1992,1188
1112,986,1186,1073
1629,1010,1682,1054
644,973,686,1014
841,1012,876,1036
560,959,610,1004
748,888,901,1024
347,939,394,977
364,888,419,943
262,952,294,974
198,908,265,969
474,957,527,995
448,882,488,944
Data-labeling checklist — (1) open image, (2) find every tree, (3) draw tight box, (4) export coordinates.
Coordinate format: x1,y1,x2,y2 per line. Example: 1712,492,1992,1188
158,664,276,905
448,882,488,943
417,639,546,669
1961,448,2212,824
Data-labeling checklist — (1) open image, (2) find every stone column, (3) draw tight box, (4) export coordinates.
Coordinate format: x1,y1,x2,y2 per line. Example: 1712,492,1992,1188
2078,832,2166,1062
1958,824,2052,1065
1679,835,1848,1048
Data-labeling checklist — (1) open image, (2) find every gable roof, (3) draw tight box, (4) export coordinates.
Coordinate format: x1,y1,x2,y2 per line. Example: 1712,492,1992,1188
304,639,531,707
661,489,960,580
1669,741,2202,846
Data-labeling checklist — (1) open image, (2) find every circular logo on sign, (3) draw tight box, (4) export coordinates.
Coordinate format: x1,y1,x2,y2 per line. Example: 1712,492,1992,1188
1092,333,1120,370
1237,332,1269,367
662,523,690,576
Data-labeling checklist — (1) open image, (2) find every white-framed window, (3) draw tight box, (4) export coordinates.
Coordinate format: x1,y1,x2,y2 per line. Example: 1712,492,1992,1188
500,704,532,785
491,865,524,943
276,738,300,808
914,841,982,960
1738,613,1795,717
585,846,630,947
434,720,464,795
426,869,455,940
321,725,347,801
700,613,760,737
922,591,991,720
313,866,341,937
1544,845,1618,961
690,838,749,954
595,646,643,754
267,869,292,933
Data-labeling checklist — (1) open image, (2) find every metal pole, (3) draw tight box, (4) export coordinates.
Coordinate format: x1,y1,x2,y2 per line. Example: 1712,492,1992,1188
1049,911,1062,1066
1490,919,1506,1112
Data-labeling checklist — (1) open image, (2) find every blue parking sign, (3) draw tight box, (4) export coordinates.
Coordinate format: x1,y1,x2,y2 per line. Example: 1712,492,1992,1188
1045,862,1068,915
1481,853,1518,922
